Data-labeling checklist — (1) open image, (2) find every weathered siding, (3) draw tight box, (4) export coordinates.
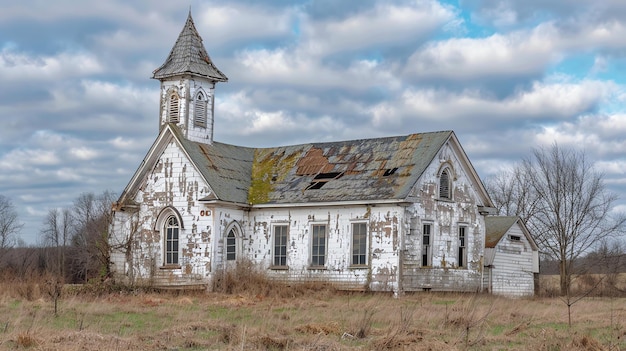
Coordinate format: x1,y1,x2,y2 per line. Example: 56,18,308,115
484,223,536,297
111,138,496,294
402,142,486,292
244,205,401,292
159,79,216,144
111,141,216,287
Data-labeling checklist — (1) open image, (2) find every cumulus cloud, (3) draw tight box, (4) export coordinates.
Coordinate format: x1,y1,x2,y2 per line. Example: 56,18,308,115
299,0,456,57
0,49,102,81
2,0,626,244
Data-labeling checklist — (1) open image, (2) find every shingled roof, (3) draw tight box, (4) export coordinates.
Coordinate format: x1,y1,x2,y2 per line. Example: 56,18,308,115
178,130,453,205
152,12,228,81
485,216,519,248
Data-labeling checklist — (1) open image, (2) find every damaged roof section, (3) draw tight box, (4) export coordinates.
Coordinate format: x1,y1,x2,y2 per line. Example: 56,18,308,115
247,131,452,204
168,128,452,206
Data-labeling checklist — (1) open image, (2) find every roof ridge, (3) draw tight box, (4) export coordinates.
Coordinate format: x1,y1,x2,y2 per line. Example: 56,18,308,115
211,130,453,150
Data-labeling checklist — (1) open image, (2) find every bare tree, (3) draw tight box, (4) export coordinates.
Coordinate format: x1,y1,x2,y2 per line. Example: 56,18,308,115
0,195,23,250
487,144,626,296
485,168,540,223
41,208,73,275
70,191,116,282
40,207,73,315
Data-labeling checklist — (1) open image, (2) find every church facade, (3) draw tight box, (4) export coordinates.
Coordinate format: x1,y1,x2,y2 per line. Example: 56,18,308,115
109,13,521,294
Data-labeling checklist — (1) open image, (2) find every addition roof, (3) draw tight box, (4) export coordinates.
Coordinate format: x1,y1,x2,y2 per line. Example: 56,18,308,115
485,216,538,250
152,12,228,81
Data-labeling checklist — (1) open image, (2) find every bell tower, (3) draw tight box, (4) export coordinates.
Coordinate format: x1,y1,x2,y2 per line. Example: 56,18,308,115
152,12,228,144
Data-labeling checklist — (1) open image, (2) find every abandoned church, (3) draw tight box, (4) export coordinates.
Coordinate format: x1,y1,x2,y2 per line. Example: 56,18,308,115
109,13,539,297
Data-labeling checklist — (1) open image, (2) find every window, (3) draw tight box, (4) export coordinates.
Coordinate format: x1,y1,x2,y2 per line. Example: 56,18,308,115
422,224,432,267
165,216,179,265
168,93,179,123
439,168,451,199
458,226,466,268
311,224,327,267
351,222,367,266
226,229,236,261
194,92,207,127
273,225,288,267
509,235,521,241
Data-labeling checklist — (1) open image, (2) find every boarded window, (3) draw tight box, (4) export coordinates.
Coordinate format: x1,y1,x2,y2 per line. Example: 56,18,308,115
273,225,288,267
351,222,367,265
422,224,432,267
439,169,451,199
168,93,179,123
226,229,236,261
311,224,326,267
194,92,207,127
458,226,466,268
165,216,179,265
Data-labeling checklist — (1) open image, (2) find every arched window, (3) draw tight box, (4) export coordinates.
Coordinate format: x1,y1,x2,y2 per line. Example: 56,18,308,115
439,168,451,199
194,91,207,127
165,216,179,265
226,228,236,261
167,93,179,123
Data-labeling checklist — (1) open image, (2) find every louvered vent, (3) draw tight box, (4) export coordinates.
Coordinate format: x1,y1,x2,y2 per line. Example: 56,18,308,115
168,94,179,123
439,169,450,199
194,93,207,127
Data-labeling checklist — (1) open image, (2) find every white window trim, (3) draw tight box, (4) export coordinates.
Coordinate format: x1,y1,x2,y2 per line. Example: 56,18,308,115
421,222,433,267
271,223,289,269
458,224,468,268
309,223,328,269
350,221,368,267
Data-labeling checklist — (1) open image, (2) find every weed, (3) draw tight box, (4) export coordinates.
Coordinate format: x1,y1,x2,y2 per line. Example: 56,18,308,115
16,332,37,348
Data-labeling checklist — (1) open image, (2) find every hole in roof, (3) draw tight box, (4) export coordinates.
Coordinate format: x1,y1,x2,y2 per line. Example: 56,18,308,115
306,181,326,190
305,172,344,190
383,168,398,177
313,172,343,180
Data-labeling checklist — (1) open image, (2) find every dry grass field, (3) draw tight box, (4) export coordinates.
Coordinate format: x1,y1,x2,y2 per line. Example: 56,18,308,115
0,279,625,351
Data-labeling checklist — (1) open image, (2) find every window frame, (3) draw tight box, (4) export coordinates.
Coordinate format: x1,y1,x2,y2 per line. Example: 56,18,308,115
272,224,289,269
164,215,180,266
310,224,327,268
351,222,368,267
458,225,467,268
226,228,236,261
422,223,433,267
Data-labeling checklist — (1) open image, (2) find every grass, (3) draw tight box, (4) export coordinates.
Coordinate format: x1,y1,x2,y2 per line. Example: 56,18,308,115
0,290,624,350
1,269,624,350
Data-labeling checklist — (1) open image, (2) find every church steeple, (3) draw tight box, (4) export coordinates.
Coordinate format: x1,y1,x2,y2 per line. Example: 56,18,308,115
153,12,227,144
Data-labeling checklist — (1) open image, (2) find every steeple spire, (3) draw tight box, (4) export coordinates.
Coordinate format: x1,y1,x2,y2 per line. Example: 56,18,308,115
152,12,228,81
154,12,227,145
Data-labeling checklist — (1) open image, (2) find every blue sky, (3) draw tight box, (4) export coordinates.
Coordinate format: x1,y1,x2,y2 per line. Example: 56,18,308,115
1,0,625,245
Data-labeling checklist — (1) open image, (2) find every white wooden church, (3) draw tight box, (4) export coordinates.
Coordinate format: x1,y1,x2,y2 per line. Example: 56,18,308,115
109,13,539,296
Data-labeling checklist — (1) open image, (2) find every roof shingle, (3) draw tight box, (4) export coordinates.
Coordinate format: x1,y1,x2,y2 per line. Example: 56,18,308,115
152,12,228,81
179,129,452,205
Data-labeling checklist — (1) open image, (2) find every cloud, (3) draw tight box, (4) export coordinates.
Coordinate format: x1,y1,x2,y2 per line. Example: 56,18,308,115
3,0,626,244
299,0,456,57
0,49,102,82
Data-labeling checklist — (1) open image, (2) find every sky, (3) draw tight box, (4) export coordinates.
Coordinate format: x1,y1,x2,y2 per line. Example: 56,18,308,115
1,0,626,245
